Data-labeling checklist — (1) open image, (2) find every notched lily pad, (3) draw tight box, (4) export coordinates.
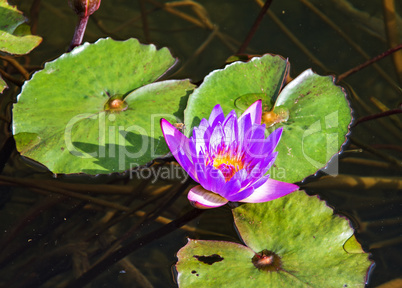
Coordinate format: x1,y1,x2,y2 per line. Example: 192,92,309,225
176,191,371,288
0,0,42,54
13,38,195,174
184,54,352,183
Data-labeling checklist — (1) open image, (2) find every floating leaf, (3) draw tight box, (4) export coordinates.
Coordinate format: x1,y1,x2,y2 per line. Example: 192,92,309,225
0,76,6,93
13,38,195,174
184,54,351,183
0,0,42,54
343,235,366,254
176,191,371,288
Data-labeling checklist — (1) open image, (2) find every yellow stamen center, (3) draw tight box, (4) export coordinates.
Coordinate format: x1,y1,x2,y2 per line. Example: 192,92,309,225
212,153,244,182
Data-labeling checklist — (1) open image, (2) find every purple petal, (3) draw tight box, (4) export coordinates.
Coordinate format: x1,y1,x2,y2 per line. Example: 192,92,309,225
245,127,282,165
188,185,228,209
239,178,298,203
208,104,225,127
239,100,262,125
194,161,210,191
250,175,270,189
198,118,210,130
264,127,283,155
204,165,226,194
222,113,238,146
246,152,277,178
229,169,248,187
242,124,266,156
238,113,252,149
161,119,196,178
223,110,237,124
243,162,264,184
176,149,198,182
209,123,224,148
192,126,207,155
225,186,255,202
220,178,242,198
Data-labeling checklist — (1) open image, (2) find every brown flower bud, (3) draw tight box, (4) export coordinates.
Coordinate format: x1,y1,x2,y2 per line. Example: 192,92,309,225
68,0,101,17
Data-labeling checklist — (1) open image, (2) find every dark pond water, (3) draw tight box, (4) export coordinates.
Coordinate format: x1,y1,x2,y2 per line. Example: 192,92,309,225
1,0,401,287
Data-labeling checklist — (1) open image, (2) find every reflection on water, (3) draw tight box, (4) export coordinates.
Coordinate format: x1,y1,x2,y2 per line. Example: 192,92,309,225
1,0,401,287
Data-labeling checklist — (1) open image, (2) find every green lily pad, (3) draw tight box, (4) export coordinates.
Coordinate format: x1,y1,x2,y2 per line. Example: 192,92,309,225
184,54,351,183
176,191,371,288
0,0,42,54
0,76,6,93
13,38,195,174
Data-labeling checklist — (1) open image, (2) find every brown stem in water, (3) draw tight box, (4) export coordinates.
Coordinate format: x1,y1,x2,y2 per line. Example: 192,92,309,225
65,208,205,288
30,0,41,35
0,68,23,86
140,0,151,43
337,43,402,83
302,175,402,190
352,107,402,127
0,55,30,80
237,0,273,54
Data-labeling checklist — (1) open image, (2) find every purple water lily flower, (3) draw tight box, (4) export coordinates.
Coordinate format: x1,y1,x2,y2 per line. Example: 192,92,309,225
160,100,298,209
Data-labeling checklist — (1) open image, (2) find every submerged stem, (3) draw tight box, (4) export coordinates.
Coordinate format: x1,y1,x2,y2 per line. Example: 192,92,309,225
237,0,273,54
337,44,402,83
65,208,205,288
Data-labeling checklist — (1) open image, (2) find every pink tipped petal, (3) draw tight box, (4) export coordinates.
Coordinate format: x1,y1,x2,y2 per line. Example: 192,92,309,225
209,123,224,148
221,178,242,198
238,113,252,147
251,175,270,190
198,118,210,130
204,165,226,193
161,119,189,154
240,178,299,203
188,185,228,209
225,185,255,202
265,127,283,154
208,104,225,126
239,100,262,125
161,119,194,174
194,162,210,191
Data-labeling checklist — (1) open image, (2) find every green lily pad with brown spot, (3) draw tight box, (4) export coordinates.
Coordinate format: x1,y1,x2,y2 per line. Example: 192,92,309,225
13,38,195,174
184,54,352,183
176,191,371,288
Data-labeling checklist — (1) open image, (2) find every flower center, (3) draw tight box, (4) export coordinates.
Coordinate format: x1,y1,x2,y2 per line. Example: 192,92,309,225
212,153,244,182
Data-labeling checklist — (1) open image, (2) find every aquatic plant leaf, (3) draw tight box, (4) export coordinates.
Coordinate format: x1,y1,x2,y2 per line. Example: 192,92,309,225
184,54,351,183
0,76,6,93
13,38,194,174
176,191,371,288
184,54,288,132
177,240,256,287
0,0,42,54
343,235,366,254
